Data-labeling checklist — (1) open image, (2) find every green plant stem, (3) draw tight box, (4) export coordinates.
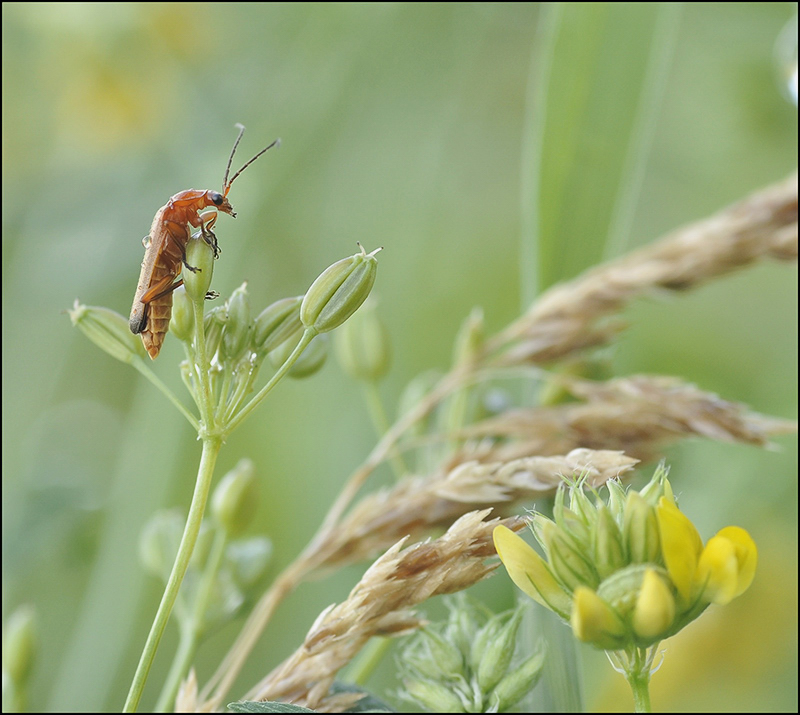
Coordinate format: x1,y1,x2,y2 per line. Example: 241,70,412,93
154,527,230,712
190,300,216,431
344,636,393,686
123,435,223,713
628,667,652,714
132,359,199,431
226,328,317,433
362,381,408,478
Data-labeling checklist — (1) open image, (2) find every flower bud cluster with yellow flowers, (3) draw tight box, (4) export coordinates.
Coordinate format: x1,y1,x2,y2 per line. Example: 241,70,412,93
493,464,757,652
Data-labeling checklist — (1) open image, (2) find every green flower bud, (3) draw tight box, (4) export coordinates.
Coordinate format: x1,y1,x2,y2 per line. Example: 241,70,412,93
300,243,381,333
69,301,147,364
639,462,670,505
552,488,591,550
203,306,228,358
592,504,626,579
420,628,465,680
183,232,215,303
624,492,661,564
221,283,252,361
469,611,505,673
540,519,599,591
491,648,545,712
334,298,391,381
253,296,303,353
288,334,329,378
269,333,329,379
477,610,522,692
2,605,36,685
226,537,272,586
211,459,257,537
605,479,627,521
139,510,183,578
404,676,464,713
169,285,194,342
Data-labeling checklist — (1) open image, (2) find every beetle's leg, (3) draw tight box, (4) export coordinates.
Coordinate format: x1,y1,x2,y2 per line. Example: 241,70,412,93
141,274,184,304
205,291,220,301
198,210,221,259
180,245,202,274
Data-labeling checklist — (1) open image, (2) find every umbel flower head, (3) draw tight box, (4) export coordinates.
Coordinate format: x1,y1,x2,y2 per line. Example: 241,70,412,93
493,464,757,651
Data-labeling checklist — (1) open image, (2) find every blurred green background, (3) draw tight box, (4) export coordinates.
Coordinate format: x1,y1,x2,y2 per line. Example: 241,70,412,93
2,3,796,712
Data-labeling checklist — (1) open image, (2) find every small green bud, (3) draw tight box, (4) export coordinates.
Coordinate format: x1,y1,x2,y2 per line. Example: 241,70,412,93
203,305,228,358
221,283,252,361
183,232,215,303
2,605,36,685
288,334,329,378
169,285,194,342
605,479,627,520
300,243,381,333
540,519,599,591
211,459,258,537
419,628,465,680
404,676,464,713
139,510,211,577
334,298,391,381
624,492,661,564
569,484,598,530
592,505,626,579
253,296,303,352
469,611,505,673
477,610,522,692
639,462,670,505
226,537,272,586
139,510,183,578
269,333,329,379
491,647,545,712
70,301,146,364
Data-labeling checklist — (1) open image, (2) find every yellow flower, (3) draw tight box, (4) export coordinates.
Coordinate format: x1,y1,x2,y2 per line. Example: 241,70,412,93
493,525,572,619
656,498,757,607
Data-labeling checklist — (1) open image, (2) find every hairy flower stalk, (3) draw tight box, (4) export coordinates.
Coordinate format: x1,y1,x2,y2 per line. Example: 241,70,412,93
493,465,758,712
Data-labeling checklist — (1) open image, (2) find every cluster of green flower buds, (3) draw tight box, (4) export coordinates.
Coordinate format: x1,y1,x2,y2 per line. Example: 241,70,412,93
139,459,272,636
397,595,545,713
493,465,758,652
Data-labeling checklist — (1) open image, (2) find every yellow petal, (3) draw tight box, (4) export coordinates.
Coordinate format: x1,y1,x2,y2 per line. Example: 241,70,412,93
715,526,757,598
696,527,757,605
571,586,627,650
655,497,703,603
633,569,675,640
493,525,572,618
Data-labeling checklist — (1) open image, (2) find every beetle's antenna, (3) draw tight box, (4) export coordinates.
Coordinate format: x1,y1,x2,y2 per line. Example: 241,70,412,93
224,138,280,196
223,123,247,191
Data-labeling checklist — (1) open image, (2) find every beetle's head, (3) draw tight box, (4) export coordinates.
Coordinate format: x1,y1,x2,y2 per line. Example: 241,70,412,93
208,191,236,218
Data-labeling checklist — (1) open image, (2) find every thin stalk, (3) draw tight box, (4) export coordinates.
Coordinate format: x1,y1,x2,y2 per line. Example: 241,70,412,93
154,526,230,713
132,359,199,431
226,328,317,433
362,380,408,478
343,636,393,686
190,299,216,431
123,435,223,712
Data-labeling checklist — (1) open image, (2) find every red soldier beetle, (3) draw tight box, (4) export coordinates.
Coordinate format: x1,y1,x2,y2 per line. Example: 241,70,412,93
129,125,279,359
